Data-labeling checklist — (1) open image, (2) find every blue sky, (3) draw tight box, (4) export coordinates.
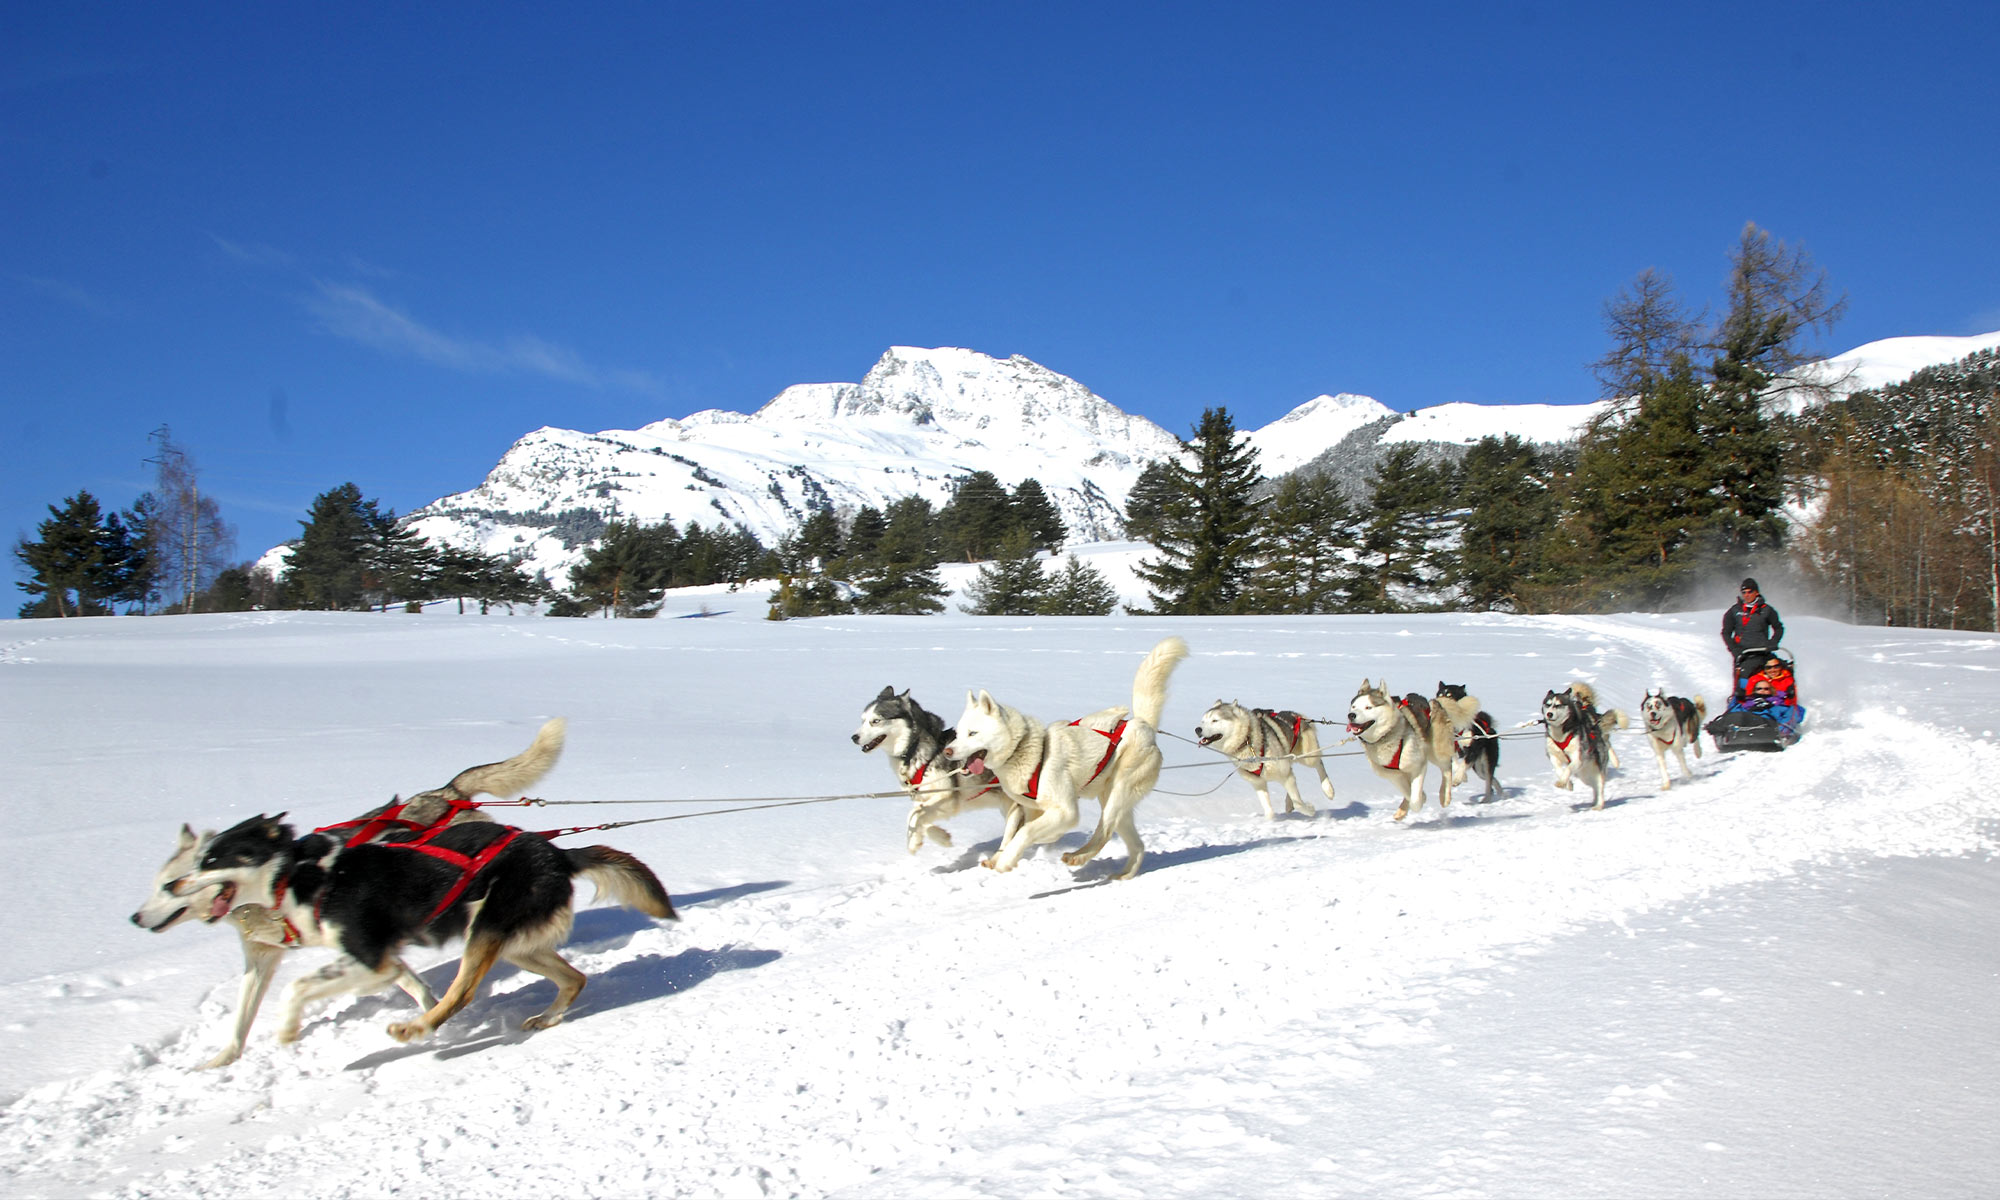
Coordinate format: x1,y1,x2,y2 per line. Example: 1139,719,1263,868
5,2,1997,585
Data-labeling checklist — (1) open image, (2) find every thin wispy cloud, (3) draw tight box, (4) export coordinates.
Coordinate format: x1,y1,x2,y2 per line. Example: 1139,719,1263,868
303,280,662,395
208,234,296,269
11,272,114,316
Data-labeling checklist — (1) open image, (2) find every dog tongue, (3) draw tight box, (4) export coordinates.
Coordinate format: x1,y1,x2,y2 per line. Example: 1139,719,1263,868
963,754,987,777
208,889,234,921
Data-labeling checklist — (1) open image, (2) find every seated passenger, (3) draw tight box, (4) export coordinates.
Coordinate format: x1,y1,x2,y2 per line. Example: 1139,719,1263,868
1730,672,1806,738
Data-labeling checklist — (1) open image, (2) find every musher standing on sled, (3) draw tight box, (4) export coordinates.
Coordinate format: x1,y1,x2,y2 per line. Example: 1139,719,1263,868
1721,577,1784,695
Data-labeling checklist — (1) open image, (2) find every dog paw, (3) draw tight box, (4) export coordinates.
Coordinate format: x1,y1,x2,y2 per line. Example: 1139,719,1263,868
385,1020,429,1044
1393,804,1409,821
521,1014,564,1032
276,1025,302,1045
928,827,952,847
198,1048,242,1070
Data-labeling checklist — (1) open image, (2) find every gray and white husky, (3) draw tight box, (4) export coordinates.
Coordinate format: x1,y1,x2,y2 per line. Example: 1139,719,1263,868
1541,685,1628,810
1345,680,1442,821
1194,700,1330,818
1639,688,1706,789
945,637,1188,880
1432,681,1500,804
130,719,572,1068
852,686,1014,852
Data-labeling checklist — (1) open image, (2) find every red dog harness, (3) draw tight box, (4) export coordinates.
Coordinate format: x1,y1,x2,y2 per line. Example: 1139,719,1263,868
907,761,1002,803
1246,710,1308,777
313,800,519,925
1023,718,1127,801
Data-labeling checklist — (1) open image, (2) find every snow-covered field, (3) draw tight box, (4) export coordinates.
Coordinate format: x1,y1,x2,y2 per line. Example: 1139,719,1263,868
3,599,1998,1197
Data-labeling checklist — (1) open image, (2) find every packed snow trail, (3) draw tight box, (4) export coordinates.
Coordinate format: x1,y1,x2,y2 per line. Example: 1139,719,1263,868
1,612,1996,1197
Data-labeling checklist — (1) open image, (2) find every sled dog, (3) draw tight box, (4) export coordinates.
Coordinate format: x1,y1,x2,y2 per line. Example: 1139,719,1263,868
853,686,1015,852
1639,688,1706,788
1542,685,1628,809
1563,682,1624,768
944,637,1189,879
1346,681,1442,821
1195,700,1330,818
172,813,675,1051
129,720,640,1064
132,824,439,1069
1433,682,1501,804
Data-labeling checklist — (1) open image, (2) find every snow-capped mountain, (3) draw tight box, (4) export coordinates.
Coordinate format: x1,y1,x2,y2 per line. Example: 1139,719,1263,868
402,347,1186,581
376,332,1995,585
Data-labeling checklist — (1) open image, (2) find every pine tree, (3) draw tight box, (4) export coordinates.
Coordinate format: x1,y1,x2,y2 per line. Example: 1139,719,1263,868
1010,478,1067,552
1133,408,1265,615
841,506,886,569
1123,461,1175,543
567,519,675,616
940,470,1017,562
1455,435,1560,610
1352,446,1455,611
1247,470,1358,614
283,483,386,610
13,490,133,617
961,530,1049,615
853,496,948,614
1038,554,1121,616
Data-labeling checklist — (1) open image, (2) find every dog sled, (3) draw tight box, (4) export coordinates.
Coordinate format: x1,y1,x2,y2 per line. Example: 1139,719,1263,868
1705,648,1805,753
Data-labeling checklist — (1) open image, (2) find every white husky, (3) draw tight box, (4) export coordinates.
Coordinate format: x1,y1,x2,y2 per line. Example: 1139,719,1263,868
945,637,1188,880
1345,680,1441,821
1195,700,1330,818
1639,688,1706,788
129,718,567,1068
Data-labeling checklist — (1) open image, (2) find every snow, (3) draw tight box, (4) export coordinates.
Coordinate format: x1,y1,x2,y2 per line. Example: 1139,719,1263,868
1796,329,2000,396
1381,398,1612,448
4,579,2000,1196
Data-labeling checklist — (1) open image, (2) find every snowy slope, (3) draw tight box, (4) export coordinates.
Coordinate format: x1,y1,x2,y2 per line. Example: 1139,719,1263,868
399,347,1185,582
315,331,2000,589
1795,329,2000,396
2,599,1998,1197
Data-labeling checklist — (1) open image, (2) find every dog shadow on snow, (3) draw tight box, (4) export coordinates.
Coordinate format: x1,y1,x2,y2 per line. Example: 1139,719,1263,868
340,928,784,1072
931,801,1377,879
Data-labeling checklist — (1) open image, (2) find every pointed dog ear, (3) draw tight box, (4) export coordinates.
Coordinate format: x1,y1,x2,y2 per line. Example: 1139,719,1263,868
976,690,997,714
178,824,198,849
875,685,896,701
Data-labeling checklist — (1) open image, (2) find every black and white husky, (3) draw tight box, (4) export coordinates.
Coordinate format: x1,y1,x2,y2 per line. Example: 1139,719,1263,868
130,719,671,1062
1194,700,1330,818
852,686,1014,852
1541,684,1629,810
1345,680,1442,821
945,637,1188,880
1432,682,1500,804
1639,688,1706,788
173,813,674,1052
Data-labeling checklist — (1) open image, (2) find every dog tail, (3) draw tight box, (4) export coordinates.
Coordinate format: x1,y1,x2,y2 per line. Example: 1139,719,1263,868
443,717,567,799
567,844,677,920
1130,637,1190,730
1691,695,1708,719
1601,708,1630,731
